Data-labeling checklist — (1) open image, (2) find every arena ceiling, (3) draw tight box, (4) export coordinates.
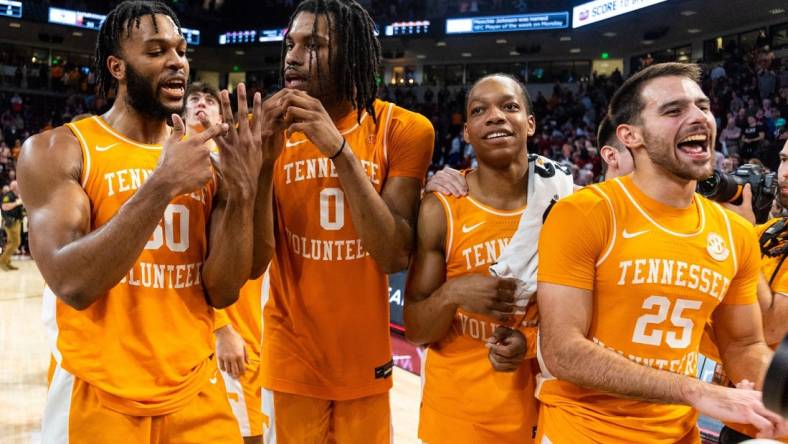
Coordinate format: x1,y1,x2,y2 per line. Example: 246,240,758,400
0,0,784,72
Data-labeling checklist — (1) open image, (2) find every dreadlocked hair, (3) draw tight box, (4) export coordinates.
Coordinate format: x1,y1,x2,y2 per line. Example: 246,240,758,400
281,0,382,124
95,0,182,98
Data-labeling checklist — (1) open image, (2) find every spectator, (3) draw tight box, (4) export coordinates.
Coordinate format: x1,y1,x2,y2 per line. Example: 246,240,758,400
720,117,742,155
1,180,23,271
741,115,765,159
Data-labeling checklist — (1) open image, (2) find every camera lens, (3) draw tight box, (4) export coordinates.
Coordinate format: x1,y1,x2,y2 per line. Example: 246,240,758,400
697,171,742,203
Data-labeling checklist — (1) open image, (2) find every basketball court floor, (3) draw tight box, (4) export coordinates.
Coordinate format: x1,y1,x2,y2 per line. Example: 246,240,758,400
0,258,422,443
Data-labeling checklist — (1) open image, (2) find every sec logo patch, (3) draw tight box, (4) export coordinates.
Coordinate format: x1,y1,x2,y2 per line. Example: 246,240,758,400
707,232,729,261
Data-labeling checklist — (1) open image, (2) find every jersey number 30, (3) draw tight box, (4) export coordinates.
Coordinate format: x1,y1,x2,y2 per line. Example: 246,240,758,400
145,204,190,252
632,296,702,349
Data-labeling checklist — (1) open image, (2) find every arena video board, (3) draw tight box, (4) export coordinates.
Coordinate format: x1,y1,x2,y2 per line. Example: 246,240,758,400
572,0,669,29
446,12,569,35
220,24,391,45
48,7,201,45
48,7,104,30
0,1,21,18
384,20,430,36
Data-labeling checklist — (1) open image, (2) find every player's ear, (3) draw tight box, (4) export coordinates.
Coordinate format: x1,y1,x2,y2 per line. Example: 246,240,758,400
617,124,643,151
601,146,619,170
107,55,124,82
463,123,470,144
526,114,536,137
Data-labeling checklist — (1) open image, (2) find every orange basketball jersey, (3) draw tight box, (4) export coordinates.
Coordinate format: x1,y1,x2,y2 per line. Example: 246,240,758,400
537,175,760,443
419,191,539,443
263,99,434,400
215,275,265,360
45,116,218,416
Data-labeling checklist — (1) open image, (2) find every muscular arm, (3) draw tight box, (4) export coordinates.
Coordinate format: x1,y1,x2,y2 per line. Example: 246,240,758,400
281,93,433,273
756,274,788,346
249,163,276,278
537,282,703,404
713,302,773,388
332,150,422,273
18,128,174,310
403,194,455,345
202,186,255,308
201,85,262,308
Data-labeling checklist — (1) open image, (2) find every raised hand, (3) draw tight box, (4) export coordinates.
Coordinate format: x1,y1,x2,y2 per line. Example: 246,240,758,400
155,114,226,198
280,89,344,158
259,88,296,168
205,83,263,200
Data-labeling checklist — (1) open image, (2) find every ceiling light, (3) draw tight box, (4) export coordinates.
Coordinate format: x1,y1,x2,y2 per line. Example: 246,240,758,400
436,41,447,47
8,22,20,28
496,38,507,44
509,50,520,56
570,48,581,53
687,28,701,34
680,10,696,16
234,50,245,55
461,52,472,57
642,39,654,45
559,36,571,42
603,32,616,37
416,54,426,59
72,31,82,37
770,8,785,15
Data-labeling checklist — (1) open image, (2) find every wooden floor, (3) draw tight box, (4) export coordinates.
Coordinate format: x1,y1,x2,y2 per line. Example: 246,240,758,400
0,259,421,443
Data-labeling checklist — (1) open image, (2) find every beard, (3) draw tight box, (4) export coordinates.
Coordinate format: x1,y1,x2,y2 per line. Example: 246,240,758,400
124,63,182,120
641,126,714,182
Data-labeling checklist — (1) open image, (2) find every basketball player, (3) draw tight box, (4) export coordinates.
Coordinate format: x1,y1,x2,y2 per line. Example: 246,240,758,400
426,115,634,195
17,2,264,441
536,63,786,442
597,115,634,181
182,81,267,444
254,0,434,441
405,74,548,442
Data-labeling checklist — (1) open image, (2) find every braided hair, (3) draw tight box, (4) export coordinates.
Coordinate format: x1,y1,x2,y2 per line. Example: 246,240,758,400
281,0,382,124
95,0,182,98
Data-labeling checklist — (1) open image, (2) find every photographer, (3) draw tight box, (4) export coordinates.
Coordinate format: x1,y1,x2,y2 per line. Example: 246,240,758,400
707,139,788,442
0,180,22,271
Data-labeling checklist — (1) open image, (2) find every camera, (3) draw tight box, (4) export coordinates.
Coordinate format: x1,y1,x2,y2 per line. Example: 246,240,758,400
696,164,777,224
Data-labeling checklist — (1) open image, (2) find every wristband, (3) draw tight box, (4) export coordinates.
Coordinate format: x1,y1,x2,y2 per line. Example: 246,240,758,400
329,138,346,160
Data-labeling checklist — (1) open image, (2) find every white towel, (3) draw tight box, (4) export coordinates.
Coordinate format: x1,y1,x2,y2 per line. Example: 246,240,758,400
489,154,574,308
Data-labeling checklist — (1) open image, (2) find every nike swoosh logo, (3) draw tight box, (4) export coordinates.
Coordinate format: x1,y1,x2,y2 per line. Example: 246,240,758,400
622,229,649,239
95,143,119,152
209,376,218,385
462,222,485,233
